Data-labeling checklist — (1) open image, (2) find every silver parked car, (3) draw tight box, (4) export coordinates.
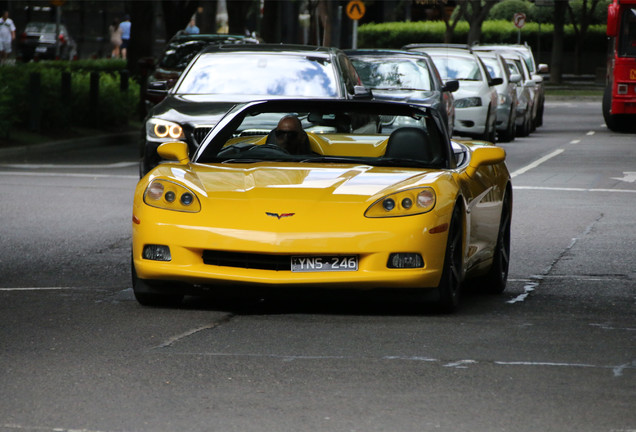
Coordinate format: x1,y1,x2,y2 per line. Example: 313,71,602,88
500,51,536,137
475,50,520,142
475,43,548,128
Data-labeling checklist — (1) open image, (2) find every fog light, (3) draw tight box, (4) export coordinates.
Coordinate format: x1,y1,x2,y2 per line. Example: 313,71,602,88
387,253,424,268
142,245,172,261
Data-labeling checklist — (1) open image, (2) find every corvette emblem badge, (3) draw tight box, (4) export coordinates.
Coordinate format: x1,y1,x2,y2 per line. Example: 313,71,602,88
266,212,295,219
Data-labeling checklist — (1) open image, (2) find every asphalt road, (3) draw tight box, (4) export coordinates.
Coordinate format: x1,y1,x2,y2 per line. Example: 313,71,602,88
0,98,634,432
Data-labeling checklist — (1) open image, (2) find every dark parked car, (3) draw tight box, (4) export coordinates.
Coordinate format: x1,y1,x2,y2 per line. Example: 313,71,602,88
18,22,77,61
145,32,261,108
140,44,370,176
346,49,458,136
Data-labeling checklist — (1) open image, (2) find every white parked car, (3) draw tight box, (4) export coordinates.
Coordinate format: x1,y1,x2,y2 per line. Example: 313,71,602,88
404,44,501,142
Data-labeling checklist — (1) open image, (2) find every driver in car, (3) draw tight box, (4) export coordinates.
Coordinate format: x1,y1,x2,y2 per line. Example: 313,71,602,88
273,115,311,155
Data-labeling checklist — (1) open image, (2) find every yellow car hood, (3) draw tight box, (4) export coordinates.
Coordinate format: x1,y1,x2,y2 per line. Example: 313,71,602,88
163,163,443,202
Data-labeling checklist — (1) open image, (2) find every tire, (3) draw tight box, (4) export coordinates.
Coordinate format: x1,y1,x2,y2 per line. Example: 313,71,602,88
479,109,495,142
132,259,183,307
436,205,463,313
498,109,516,143
535,97,544,127
603,85,621,132
479,191,512,294
517,111,532,137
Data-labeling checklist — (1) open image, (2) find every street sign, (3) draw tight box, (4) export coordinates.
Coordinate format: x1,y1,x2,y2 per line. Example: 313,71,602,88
346,0,366,21
513,12,526,29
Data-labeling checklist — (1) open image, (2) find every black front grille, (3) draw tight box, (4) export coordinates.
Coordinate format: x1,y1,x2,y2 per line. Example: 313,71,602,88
203,250,291,271
193,127,213,146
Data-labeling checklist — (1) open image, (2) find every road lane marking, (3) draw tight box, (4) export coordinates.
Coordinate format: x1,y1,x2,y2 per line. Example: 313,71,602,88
510,149,564,178
570,139,581,144
506,281,537,304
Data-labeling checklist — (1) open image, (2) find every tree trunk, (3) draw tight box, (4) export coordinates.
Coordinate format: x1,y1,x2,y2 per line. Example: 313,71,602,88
550,0,567,84
128,0,156,78
465,0,497,45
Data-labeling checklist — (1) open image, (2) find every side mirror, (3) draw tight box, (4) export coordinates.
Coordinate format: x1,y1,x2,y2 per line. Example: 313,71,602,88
464,146,505,178
510,73,522,84
157,141,190,164
607,2,619,37
443,80,459,92
490,77,504,86
537,63,549,74
147,80,169,96
353,85,373,99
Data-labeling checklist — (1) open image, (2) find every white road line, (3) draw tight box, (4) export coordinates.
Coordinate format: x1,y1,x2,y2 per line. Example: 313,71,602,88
514,185,636,193
509,149,564,178
587,131,595,136
570,139,581,144
0,287,74,291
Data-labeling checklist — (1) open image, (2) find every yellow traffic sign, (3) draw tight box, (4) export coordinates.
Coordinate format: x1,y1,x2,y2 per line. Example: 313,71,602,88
346,0,365,20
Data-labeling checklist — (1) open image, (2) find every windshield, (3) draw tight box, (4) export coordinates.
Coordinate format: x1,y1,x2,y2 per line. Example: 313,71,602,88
175,53,339,97
618,8,636,57
429,55,482,81
351,58,433,90
196,104,447,169
480,56,504,79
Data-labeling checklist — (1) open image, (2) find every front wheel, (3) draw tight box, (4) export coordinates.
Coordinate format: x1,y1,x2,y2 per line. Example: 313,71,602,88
436,205,463,313
132,260,183,307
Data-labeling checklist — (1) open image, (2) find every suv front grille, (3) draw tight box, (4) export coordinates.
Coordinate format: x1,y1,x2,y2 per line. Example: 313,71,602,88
193,127,213,146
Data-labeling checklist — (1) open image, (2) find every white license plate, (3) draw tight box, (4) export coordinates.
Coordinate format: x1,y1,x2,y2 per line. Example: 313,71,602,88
35,46,48,53
291,255,358,272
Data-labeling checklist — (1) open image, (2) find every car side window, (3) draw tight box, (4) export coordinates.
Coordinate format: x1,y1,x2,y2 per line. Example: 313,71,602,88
339,53,361,95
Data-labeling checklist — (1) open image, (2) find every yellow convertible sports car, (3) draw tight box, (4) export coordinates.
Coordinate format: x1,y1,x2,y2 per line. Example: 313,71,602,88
132,99,512,312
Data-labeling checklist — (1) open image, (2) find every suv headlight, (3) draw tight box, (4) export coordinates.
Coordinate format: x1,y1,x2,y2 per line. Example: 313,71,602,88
365,187,436,218
146,118,185,141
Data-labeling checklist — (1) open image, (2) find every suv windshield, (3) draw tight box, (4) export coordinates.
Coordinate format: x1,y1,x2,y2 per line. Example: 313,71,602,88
175,53,339,97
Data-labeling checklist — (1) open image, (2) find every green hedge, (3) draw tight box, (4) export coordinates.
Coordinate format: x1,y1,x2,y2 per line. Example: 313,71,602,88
0,60,139,139
358,20,608,53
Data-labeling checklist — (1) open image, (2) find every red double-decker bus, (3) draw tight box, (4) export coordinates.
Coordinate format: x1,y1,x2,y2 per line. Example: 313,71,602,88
603,0,636,131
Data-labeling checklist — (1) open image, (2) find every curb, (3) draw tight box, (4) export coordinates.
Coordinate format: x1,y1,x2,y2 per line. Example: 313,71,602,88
0,130,138,158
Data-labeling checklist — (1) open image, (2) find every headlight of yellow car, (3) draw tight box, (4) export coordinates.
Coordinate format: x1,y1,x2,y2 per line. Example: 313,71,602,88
143,179,201,213
365,187,436,218
146,118,185,141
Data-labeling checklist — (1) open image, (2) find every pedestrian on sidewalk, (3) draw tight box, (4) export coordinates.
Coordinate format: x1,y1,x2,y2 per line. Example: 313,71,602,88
0,10,16,65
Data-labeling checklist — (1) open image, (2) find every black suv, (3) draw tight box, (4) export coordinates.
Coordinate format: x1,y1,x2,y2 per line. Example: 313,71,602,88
144,32,260,109
140,44,370,176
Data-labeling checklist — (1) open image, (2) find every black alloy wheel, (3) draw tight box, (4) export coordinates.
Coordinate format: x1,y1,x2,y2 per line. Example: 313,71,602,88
436,205,463,313
478,192,512,294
